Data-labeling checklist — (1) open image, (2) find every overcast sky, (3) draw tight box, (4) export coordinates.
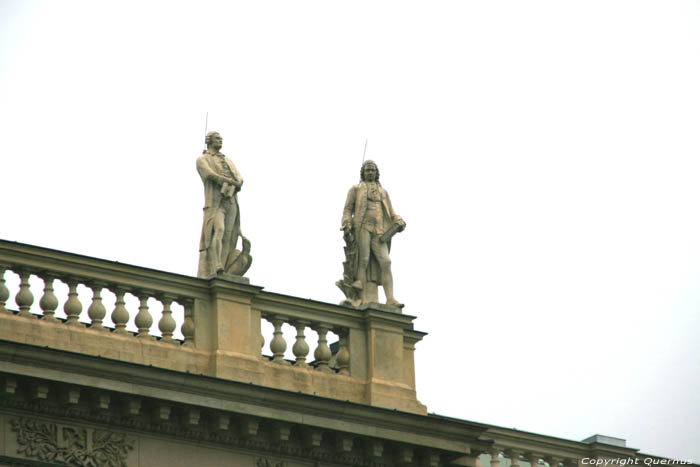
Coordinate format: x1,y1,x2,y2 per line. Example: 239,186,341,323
1,0,700,461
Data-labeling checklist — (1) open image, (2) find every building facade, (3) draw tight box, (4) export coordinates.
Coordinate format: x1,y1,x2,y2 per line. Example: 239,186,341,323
0,240,690,467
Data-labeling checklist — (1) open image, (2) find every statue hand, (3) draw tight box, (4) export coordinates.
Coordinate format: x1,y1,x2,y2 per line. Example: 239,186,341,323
397,219,406,231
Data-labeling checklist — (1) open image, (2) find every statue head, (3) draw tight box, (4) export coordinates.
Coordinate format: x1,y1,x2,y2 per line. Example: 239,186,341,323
205,131,223,151
360,160,380,183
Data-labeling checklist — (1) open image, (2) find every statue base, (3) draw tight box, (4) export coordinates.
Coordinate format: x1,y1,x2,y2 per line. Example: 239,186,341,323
338,281,403,313
201,272,250,284
358,301,404,313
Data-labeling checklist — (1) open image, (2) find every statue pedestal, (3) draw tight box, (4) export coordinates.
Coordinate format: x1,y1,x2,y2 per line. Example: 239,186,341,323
216,272,250,284
339,282,403,312
201,272,250,284
363,281,379,303
358,301,403,313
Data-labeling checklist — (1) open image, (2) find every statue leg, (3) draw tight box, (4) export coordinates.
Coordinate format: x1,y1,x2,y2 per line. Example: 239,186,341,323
211,209,226,273
354,229,371,293
370,237,399,306
220,199,238,267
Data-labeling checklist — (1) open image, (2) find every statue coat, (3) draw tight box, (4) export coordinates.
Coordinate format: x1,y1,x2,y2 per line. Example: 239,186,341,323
342,182,402,284
196,150,243,277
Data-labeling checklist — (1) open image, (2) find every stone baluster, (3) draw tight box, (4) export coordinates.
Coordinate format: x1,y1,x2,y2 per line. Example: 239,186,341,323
39,274,59,322
111,287,130,334
508,450,521,467
135,292,154,339
336,328,350,375
15,269,35,318
0,266,10,314
490,449,502,467
546,457,561,467
87,282,107,331
291,320,310,367
313,323,332,372
527,453,541,467
158,295,177,344
270,315,290,364
181,299,195,346
64,278,84,326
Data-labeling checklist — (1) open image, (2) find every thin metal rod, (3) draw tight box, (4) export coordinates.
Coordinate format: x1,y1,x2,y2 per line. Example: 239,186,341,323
203,112,209,151
362,139,368,163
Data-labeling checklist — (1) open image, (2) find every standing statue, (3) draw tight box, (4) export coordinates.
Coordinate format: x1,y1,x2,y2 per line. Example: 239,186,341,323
197,131,252,278
337,160,405,308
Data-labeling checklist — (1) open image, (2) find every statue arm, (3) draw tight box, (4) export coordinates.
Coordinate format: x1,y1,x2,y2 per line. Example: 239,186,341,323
384,190,406,230
341,186,356,230
227,161,244,190
196,156,233,186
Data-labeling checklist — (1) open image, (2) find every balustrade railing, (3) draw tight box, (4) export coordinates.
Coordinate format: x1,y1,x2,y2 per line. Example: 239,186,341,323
481,450,577,467
0,239,426,413
472,433,638,467
260,312,350,375
0,241,208,350
0,264,195,345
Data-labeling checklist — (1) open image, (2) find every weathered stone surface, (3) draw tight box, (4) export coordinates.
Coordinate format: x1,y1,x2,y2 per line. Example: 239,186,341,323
338,160,405,310
0,236,683,466
197,131,252,278
0,238,429,414
0,356,489,466
9,416,135,466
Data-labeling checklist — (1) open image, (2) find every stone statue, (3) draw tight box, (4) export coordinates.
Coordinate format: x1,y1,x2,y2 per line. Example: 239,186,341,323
197,131,252,278
337,160,405,308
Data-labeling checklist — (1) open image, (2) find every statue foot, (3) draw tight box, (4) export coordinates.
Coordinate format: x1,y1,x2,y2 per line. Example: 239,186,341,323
386,298,403,308
351,280,363,290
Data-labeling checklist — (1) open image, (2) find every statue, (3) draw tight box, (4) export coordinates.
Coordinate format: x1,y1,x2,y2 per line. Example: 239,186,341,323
196,131,252,278
337,160,405,308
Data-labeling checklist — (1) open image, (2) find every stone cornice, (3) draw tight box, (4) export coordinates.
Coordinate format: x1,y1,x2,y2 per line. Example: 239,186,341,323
0,340,484,454
478,425,639,460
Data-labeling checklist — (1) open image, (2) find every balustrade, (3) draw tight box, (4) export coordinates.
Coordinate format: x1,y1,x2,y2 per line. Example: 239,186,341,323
0,240,424,412
0,265,193,345
480,447,579,467
261,313,351,375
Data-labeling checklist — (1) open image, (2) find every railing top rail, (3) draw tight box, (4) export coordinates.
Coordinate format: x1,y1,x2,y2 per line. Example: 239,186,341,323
0,239,208,300
254,290,418,329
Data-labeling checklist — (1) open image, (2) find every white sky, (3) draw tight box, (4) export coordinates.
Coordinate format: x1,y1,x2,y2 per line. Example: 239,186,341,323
1,0,700,461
